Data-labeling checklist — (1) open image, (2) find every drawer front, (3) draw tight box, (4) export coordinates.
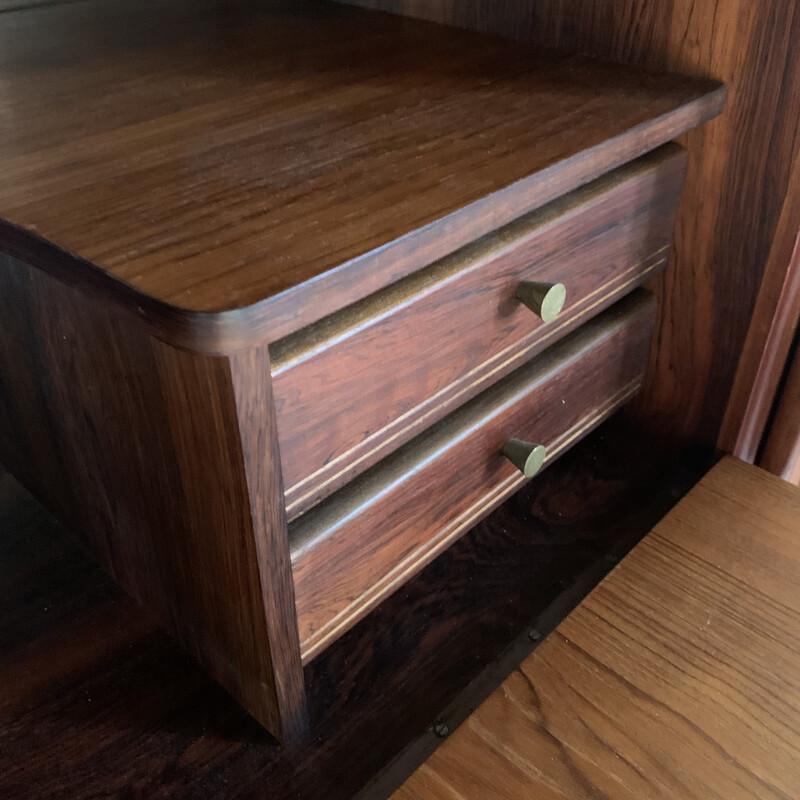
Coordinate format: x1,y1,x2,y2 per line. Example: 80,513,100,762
290,290,656,662
272,146,684,521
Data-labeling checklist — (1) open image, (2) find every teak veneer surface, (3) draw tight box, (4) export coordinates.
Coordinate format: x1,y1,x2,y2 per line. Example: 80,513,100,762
395,456,800,800
0,0,723,350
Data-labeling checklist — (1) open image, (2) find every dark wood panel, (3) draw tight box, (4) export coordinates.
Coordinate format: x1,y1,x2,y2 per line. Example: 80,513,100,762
336,0,800,461
274,148,685,517
396,457,800,800
0,415,699,800
229,344,308,740
719,151,800,462
0,251,303,740
291,291,655,662
760,338,800,484
0,0,722,352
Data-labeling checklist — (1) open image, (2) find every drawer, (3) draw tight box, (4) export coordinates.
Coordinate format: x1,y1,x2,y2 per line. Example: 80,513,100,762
290,289,656,662
271,146,685,520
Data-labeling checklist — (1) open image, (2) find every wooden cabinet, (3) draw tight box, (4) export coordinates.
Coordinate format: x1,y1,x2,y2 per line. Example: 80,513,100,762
0,0,723,741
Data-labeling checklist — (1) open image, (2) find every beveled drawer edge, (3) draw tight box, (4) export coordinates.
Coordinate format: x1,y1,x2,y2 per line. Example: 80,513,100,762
297,377,643,664
283,247,666,519
270,147,678,373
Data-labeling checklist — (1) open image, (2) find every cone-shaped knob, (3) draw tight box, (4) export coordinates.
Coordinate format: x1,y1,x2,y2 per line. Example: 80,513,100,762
502,439,547,478
516,281,566,322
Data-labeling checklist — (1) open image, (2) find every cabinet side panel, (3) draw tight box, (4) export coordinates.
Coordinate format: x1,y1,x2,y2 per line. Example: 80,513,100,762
0,252,300,738
230,345,308,741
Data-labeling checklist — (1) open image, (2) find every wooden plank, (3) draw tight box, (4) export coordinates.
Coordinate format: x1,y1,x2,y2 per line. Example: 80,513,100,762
396,456,800,799
0,0,722,352
0,419,698,799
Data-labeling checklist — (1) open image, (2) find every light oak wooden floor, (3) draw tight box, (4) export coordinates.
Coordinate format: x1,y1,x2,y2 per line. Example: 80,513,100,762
394,456,800,800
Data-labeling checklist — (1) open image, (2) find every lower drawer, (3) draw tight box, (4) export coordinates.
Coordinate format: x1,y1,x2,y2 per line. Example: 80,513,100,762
290,289,656,662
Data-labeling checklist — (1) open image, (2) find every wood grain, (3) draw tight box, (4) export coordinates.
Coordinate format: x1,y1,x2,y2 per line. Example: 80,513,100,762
0,251,304,740
760,341,800,484
0,0,722,352
0,417,699,799
396,456,800,799
0,0,724,737
718,150,800,462
336,0,800,462
291,291,655,661
274,147,685,517
229,344,308,739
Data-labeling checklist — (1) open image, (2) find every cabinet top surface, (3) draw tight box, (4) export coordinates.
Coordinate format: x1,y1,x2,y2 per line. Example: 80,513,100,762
0,0,723,347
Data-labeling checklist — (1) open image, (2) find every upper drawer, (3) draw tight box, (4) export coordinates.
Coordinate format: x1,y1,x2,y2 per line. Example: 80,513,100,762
271,145,686,519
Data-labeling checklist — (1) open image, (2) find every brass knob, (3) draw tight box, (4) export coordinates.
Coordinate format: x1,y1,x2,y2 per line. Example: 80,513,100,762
502,439,547,478
516,281,566,322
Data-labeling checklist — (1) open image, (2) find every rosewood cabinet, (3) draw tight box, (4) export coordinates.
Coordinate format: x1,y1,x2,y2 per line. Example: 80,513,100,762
0,0,724,741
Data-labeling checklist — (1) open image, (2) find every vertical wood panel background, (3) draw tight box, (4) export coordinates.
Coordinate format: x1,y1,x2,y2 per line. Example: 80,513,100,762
717,151,800,461
760,336,800,484
338,0,800,460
